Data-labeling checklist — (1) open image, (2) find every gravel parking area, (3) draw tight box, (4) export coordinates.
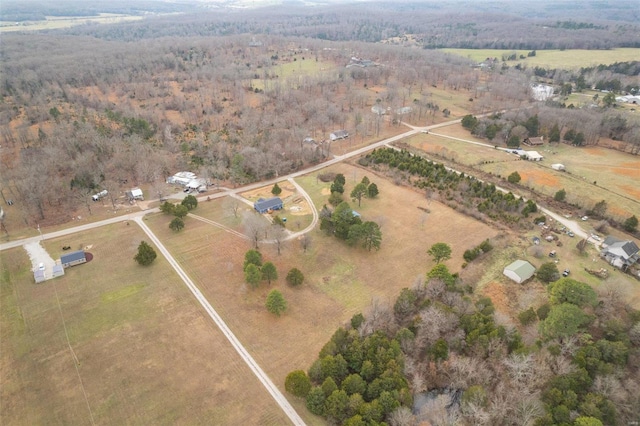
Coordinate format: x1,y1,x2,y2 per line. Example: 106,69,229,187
23,241,56,279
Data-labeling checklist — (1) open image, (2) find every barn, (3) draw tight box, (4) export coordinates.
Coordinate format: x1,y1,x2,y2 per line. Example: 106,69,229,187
254,197,284,214
61,250,87,268
503,260,536,284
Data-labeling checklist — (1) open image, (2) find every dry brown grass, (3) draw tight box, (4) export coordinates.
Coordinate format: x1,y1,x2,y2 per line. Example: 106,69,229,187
0,224,289,425
143,162,498,424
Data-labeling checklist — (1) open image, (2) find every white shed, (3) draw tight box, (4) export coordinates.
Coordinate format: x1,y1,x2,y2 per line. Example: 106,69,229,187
551,164,565,171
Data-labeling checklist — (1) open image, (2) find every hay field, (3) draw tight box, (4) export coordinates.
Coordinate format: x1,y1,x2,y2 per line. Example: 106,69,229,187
441,48,640,69
0,223,289,425
145,163,498,423
0,14,143,32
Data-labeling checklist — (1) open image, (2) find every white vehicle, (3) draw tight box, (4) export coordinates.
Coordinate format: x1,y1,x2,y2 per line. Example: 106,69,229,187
38,262,45,271
581,216,589,221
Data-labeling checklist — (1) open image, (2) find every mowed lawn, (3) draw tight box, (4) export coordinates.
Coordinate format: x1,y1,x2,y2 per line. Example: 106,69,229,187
145,162,498,424
0,223,289,425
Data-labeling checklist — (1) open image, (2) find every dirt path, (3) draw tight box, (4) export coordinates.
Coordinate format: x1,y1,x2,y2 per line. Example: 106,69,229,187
133,217,306,426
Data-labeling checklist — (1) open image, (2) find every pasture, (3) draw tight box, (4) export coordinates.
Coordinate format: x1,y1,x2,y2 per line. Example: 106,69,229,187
145,163,498,423
441,48,640,69
0,14,143,32
0,223,289,425
407,126,640,220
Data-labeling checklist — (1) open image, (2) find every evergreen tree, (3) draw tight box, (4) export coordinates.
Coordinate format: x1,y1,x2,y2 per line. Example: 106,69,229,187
134,241,157,266
266,290,287,316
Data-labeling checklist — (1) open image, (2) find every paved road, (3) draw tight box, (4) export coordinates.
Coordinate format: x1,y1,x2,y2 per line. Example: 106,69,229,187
134,217,306,426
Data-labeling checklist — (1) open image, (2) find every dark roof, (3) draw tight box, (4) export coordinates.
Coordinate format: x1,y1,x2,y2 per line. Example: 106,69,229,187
621,241,640,256
61,250,86,263
254,197,283,211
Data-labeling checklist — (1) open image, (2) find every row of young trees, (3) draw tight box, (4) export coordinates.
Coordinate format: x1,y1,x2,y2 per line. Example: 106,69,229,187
361,148,537,228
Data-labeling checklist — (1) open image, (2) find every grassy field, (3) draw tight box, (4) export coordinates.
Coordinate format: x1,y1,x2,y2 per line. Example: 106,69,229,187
0,14,143,32
144,164,498,424
441,48,640,69
408,125,640,220
0,223,289,425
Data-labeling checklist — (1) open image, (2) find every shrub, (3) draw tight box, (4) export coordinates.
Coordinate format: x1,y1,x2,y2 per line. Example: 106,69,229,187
518,307,537,325
286,268,305,286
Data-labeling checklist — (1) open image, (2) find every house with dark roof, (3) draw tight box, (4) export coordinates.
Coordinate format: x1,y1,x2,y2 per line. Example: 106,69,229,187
601,240,640,270
523,136,544,146
61,250,87,268
254,197,283,214
330,130,349,141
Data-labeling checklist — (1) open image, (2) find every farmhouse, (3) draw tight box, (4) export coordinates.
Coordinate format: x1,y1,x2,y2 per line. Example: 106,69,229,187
523,136,544,146
60,250,87,268
503,260,536,283
254,197,283,214
600,240,640,270
167,171,197,186
524,151,543,161
330,130,349,141
126,187,144,201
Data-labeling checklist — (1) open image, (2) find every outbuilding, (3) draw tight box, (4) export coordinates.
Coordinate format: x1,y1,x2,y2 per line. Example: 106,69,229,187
503,260,536,284
254,197,284,214
551,164,565,171
61,250,87,268
329,130,349,141
525,151,544,161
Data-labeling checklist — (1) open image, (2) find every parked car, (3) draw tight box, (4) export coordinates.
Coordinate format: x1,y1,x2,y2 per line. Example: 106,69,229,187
38,262,45,271
549,250,557,257
567,231,575,237
591,234,602,241
562,269,570,277
582,216,589,221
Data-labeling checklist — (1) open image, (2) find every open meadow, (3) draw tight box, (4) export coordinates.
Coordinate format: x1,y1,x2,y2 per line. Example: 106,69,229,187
407,126,640,220
440,48,640,69
0,223,289,425
0,14,144,32
144,161,498,423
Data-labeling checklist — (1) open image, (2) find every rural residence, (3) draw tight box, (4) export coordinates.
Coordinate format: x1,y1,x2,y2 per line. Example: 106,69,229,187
523,136,544,146
61,250,87,268
254,197,283,214
126,188,144,201
600,239,640,270
524,151,544,161
330,130,349,141
503,260,536,283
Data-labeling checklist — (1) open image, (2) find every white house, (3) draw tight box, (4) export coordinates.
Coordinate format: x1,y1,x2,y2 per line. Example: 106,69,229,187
503,260,536,283
601,240,640,270
525,151,544,161
530,84,554,101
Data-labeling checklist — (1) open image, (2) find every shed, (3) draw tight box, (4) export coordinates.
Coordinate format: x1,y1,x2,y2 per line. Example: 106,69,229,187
52,263,65,278
503,260,536,284
131,188,144,200
61,250,87,268
551,164,565,171
330,130,349,141
254,197,283,214
34,269,45,284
